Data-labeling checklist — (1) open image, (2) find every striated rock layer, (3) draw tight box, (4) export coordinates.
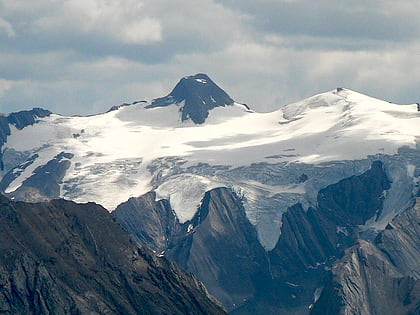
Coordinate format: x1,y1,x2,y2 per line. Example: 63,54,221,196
115,187,270,311
311,198,420,315
0,195,225,315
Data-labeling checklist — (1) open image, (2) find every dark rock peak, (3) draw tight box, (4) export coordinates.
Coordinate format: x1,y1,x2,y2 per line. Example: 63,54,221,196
4,107,51,130
269,160,391,277
147,73,235,124
113,191,181,253
317,160,390,226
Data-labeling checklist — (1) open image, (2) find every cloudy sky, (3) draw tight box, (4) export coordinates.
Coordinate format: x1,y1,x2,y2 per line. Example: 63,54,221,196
0,0,419,115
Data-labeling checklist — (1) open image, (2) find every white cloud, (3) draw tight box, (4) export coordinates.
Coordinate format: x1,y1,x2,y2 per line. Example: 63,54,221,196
118,18,162,44
60,0,162,44
2,0,162,44
0,17,15,37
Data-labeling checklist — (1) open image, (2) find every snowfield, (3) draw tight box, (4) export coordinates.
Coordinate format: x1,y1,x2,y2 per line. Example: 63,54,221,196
2,88,419,248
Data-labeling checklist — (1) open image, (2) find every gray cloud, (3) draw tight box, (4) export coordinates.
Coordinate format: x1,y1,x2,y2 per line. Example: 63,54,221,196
0,0,419,115
218,0,420,43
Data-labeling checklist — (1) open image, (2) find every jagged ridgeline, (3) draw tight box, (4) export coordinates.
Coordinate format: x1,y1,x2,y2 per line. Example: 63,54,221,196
0,195,225,314
115,161,420,314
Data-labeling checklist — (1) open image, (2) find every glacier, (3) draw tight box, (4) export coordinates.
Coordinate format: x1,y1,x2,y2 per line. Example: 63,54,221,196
0,80,419,250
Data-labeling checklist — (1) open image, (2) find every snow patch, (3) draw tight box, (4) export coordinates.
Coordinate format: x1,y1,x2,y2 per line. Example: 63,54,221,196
5,147,58,193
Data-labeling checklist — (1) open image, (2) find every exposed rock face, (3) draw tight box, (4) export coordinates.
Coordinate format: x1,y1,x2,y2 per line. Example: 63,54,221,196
115,187,270,311
147,73,234,124
0,108,51,170
311,199,420,315
376,198,420,278
115,161,399,314
227,160,390,314
172,188,271,311
269,161,390,279
268,203,336,280
317,160,391,226
0,195,225,315
113,191,183,254
3,152,74,202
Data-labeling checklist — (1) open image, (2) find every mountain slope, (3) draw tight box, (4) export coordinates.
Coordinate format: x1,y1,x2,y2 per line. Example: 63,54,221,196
115,161,398,313
311,198,420,315
227,160,392,314
0,75,418,314
0,195,225,314
0,108,51,171
114,187,271,311
0,81,417,226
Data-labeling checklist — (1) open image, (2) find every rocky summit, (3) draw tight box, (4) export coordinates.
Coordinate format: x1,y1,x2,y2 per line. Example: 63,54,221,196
147,73,235,124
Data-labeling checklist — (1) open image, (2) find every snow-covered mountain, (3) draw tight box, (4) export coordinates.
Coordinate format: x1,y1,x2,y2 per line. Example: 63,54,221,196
1,74,419,248
0,74,419,313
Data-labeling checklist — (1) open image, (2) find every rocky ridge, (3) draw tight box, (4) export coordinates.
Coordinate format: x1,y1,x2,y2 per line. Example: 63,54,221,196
115,161,404,314
0,195,225,315
312,198,420,315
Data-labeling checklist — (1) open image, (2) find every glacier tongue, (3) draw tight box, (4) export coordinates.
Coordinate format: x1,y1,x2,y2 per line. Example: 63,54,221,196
155,174,222,223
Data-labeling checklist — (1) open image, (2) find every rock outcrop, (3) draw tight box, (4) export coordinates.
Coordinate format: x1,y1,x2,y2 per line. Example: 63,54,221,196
0,108,51,170
113,191,183,254
0,195,225,314
115,161,399,314
311,198,420,315
147,73,235,124
2,152,74,202
115,187,270,311
171,188,271,310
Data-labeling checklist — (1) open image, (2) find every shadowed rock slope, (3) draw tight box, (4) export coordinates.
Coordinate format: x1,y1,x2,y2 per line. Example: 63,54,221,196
311,198,420,315
115,187,270,312
0,108,51,170
232,160,391,314
115,161,396,314
171,188,271,311
113,191,182,255
0,195,225,315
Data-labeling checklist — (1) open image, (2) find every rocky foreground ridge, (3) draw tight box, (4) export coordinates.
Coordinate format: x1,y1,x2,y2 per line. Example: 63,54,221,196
0,195,225,315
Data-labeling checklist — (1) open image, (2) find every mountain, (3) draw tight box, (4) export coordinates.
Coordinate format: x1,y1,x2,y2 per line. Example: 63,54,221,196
0,194,225,314
147,73,238,124
0,74,419,313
